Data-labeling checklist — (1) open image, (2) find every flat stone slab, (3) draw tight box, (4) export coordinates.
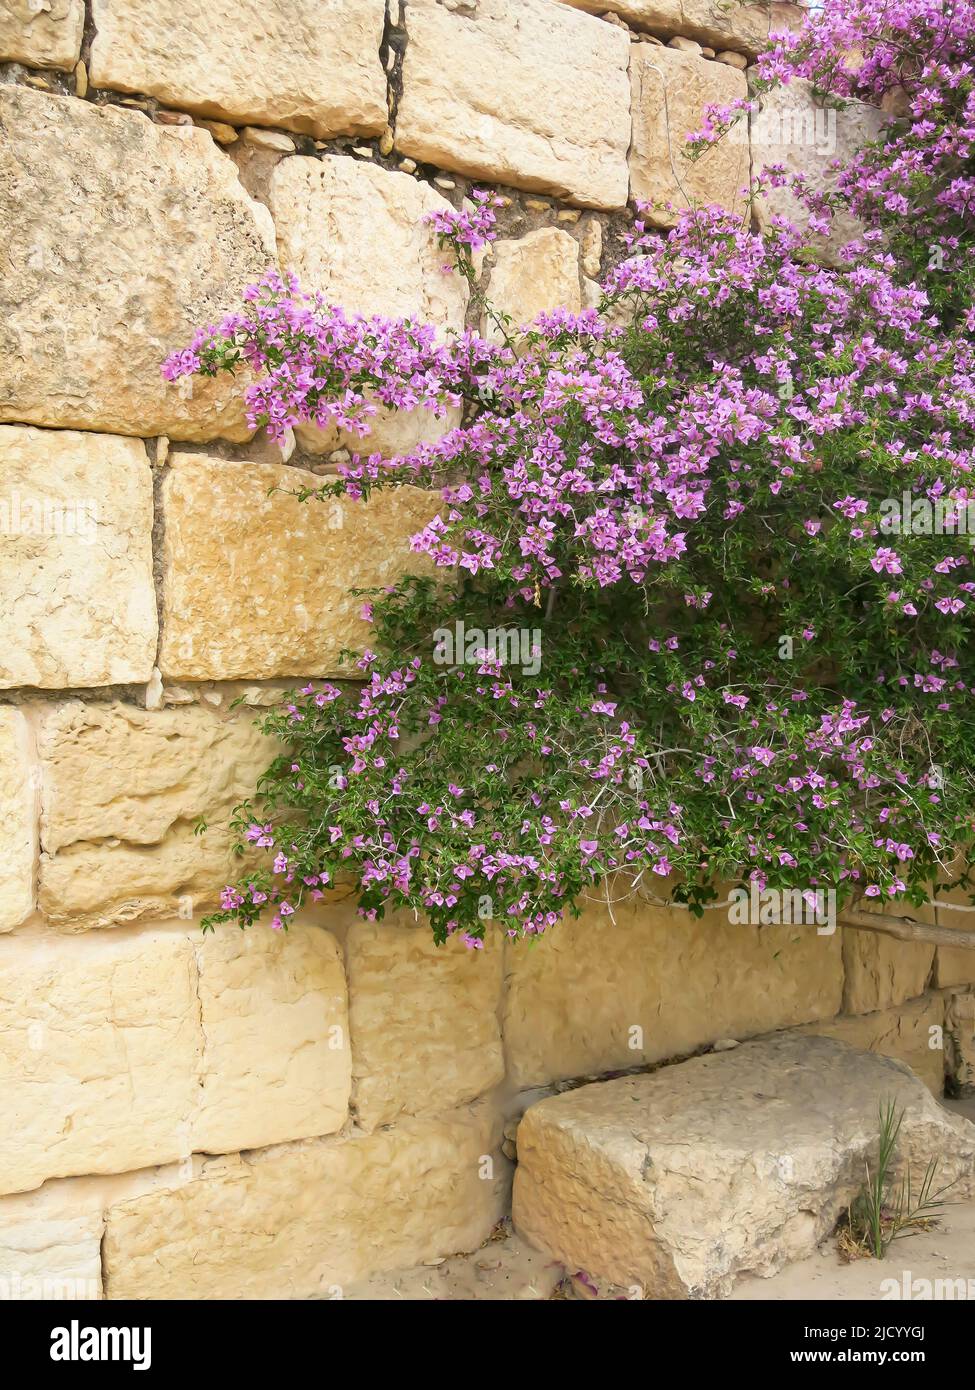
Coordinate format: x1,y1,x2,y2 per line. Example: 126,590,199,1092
513,1035,975,1298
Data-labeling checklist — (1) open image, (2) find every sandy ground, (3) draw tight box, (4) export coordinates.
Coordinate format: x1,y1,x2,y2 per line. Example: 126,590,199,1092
731,1199,975,1301
732,1096,975,1301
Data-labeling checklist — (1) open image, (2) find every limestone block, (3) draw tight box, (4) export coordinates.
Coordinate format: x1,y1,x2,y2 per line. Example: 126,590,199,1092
0,929,200,1194
0,0,83,70
269,156,468,457
0,87,275,440
750,78,887,256
792,993,946,1096
103,1104,507,1298
192,924,351,1154
396,0,632,210
0,1188,102,1300
0,427,156,689
934,884,975,988
89,0,387,139
558,1,803,58
629,43,748,227
503,898,843,1087
946,990,975,1097
37,701,274,929
0,923,351,1195
484,227,581,340
0,707,34,932
348,922,504,1131
158,455,438,680
842,913,936,1014
513,1036,975,1297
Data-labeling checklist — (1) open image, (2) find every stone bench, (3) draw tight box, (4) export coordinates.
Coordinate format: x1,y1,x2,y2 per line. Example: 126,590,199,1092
513,1035,975,1298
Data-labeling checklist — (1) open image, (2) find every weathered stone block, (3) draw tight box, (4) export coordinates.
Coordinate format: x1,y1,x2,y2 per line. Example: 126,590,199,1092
629,43,748,226
0,87,275,440
348,921,504,1131
0,1185,102,1300
0,929,200,1195
792,993,946,1096
89,0,388,140
0,0,83,70
271,156,468,328
484,227,581,340
503,898,843,1087
0,707,34,932
103,1104,507,1298
558,1,802,58
946,990,975,1096
193,924,350,1153
750,78,886,256
842,916,935,1015
0,427,156,689
158,455,438,680
270,156,468,458
0,922,350,1195
396,0,631,210
934,885,975,988
37,701,274,929
514,1036,975,1297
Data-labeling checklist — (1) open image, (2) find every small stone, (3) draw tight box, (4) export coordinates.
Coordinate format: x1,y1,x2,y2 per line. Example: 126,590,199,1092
353,145,374,158
525,199,550,212
712,1038,740,1051
668,36,703,54
162,686,195,705
198,119,238,144
201,690,223,707
701,47,715,58
74,60,88,98
241,126,295,152
26,75,51,89
433,176,456,190
155,109,194,126
378,125,394,156
501,1139,518,1161
581,219,603,278
398,157,417,173
640,34,663,44
144,668,164,711
715,50,748,69
155,436,170,468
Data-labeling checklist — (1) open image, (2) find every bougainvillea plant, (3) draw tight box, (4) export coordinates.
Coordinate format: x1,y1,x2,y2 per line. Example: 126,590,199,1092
165,0,975,947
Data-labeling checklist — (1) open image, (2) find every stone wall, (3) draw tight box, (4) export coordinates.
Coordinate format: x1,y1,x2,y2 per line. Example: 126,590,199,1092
2,0,973,1300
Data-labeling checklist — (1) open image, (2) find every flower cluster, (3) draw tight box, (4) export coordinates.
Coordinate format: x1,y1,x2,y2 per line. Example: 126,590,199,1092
158,1,975,945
